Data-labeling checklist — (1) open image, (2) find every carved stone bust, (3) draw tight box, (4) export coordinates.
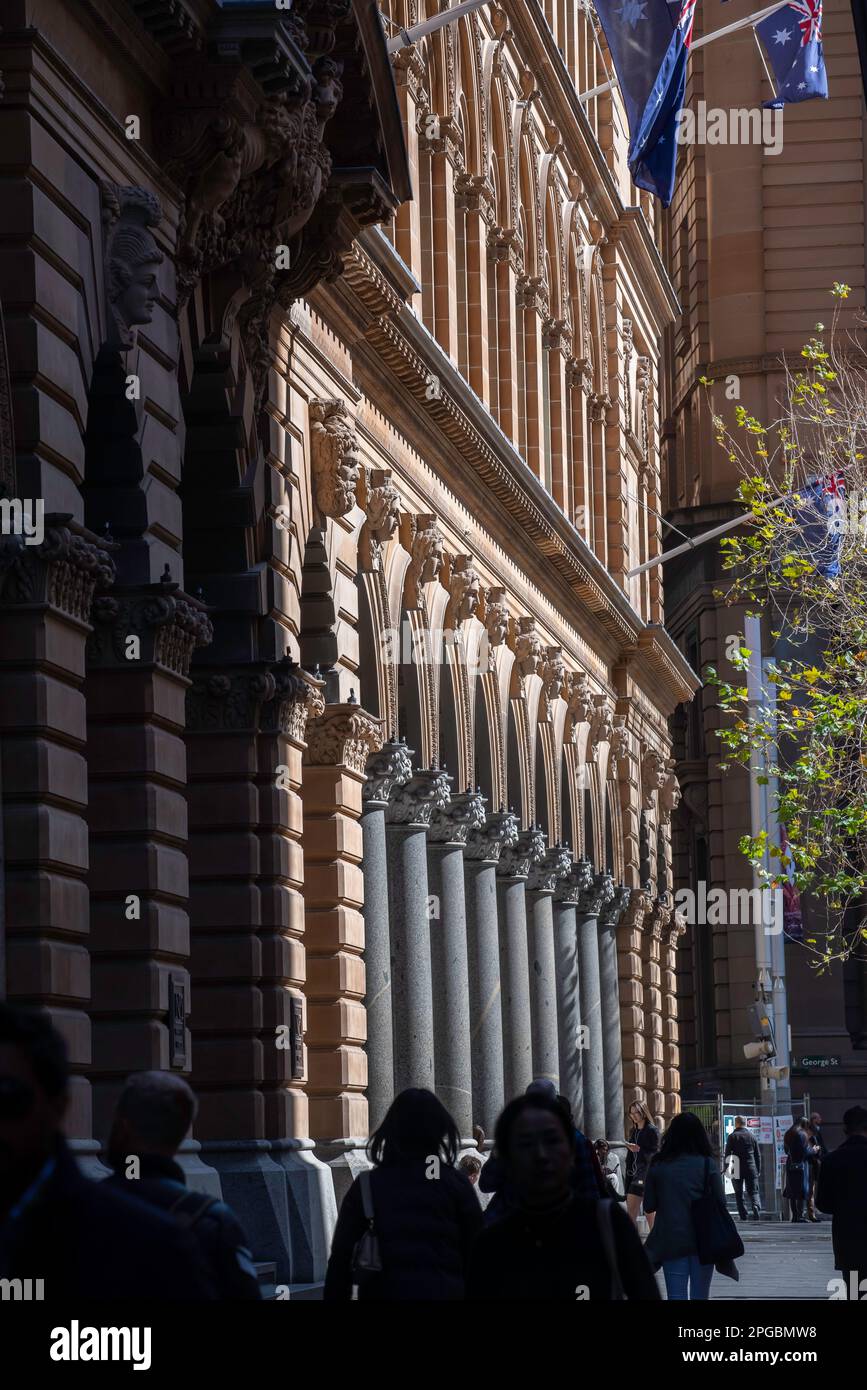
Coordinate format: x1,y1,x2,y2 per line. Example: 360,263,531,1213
359,468,400,571
309,398,362,522
404,514,444,609
448,554,481,626
101,182,164,351
483,587,509,652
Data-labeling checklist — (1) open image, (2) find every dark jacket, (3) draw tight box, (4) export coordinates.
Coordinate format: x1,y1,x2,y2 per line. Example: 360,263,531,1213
0,1137,215,1299
783,1128,810,1199
466,1196,660,1301
104,1155,261,1300
724,1126,762,1177
626,1123,660,1184
644,1155,727,1267
816,1134,867,1272
324,1158,484,1300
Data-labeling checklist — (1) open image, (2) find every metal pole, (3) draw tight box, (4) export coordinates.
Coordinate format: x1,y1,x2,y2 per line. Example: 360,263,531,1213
386,0,491,54
745,613,776,1108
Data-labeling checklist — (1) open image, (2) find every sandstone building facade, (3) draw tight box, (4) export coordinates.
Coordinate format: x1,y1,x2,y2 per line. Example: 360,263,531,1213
0,0,695,1287
664,0,867,1132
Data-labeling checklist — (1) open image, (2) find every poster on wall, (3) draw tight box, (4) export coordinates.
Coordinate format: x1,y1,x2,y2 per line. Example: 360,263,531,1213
775,1114,794,1190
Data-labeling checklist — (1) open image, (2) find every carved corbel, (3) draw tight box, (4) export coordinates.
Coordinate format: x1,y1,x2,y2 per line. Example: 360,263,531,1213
402,514,444,611
358,468,400,571
445,554,481,629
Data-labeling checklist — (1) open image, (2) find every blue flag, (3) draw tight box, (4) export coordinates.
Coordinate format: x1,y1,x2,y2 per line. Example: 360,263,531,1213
755,0,829,105
794,473,846,579
593,0,696,207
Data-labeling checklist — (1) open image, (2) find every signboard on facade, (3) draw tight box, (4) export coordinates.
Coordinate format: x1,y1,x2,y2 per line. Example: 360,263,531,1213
169,974,186,1069
775,1114,793,1190
792,1055,841,1071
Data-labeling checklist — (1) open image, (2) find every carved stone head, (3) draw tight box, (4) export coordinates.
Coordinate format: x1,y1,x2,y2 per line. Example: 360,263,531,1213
483,587,510,651
309,398,362,522
448,554,481,626
101,182,164,350
405,514,444,608
514,615,543,678
359,468,400,571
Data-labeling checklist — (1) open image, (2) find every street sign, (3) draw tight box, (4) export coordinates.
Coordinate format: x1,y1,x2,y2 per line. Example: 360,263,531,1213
792,1055,841,1070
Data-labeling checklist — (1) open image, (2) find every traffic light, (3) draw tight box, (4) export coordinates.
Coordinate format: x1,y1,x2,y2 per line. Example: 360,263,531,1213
743,1002,777,1062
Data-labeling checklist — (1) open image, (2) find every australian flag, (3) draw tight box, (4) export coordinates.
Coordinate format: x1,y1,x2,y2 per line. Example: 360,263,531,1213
795,472,846,579
593,0,695,207
756,0,829,105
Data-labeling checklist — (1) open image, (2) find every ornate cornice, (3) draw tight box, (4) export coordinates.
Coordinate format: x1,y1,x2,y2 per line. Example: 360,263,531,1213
304,702,384,774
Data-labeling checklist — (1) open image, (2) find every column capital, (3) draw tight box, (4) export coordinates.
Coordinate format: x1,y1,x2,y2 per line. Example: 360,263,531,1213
304,702,384,774
87,582,213,676
469,809,519,865
386,768,450,828
575,864,616,917
623,888,654,932
497,824,544,879
647,897,674,940
554,856,594,905
599,884,633,929
363,735,413,806
0,515,115,621
528,844,572,895
670,908,688,946
428,790,486,846
186,659,323,739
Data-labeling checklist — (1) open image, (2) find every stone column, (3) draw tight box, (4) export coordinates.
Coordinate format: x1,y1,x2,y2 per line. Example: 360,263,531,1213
575,865,615,1141
619,889,653,1118
527,842,572,1092
85,584,211,1148
496,823,538,1101
465,811,517,1133
662,911,687,1121
0,520,114,1169
427,791,486,1140
644,898,672,1124
599,885,632,1139
360,737,412,1134
553,859,592,1120
302,701,382,1213
386,766,450,1094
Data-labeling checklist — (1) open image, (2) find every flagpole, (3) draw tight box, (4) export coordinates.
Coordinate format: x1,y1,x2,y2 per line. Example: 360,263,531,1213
577,0,793,103
385,0,491,54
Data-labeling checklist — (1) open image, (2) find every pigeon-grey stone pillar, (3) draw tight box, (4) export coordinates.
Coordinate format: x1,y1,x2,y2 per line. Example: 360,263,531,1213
553,858,593,1120
575,865,615,1141
599,885,632,1140
387,765,450,1095
495,820,534,1103
465,811,517,1135
427,790,486,1140
527,841,572,1093
362,737,412,1131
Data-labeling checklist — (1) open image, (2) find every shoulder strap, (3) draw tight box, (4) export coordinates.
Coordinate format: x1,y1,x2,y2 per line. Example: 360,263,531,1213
359,1168,376,1227
168,1189,219,1230
596,1198,625,1301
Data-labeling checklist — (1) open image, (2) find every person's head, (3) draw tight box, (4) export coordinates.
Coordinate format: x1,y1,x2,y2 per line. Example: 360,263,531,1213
108,1071,197,1166
494,1095,576,1207
798,1117,814,1133
594,1139,610,1159
458,1154,481,1184
843,1105,867,1137
526,1078,557,1101
656,1112,712,1163
628,1099,653,1132
0,1004,69,1206
734,1115,745,1129
810,1112,822,1127
368,1088,460,1167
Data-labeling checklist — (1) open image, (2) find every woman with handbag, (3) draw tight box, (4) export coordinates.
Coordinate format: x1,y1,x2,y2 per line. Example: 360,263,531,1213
783,1121,811,1223
323,1089,483,1300
625,1100,660,1230
466,1094,659,1300
644,1112,742,1300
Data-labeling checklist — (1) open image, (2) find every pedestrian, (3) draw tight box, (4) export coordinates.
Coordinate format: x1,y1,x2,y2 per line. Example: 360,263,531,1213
816,1104,867,1296
0,1003,214,1299
724,1116,762,1221
104,1071,261,1298
810,1111,829,1159
803,1118,824,1222
595,1139,626,1200
643,1111,728,1301
479,1083,603,1222
625,1099,660,1230
323,1088,483,1300
782,1120,810,1222
466,1093,660,1300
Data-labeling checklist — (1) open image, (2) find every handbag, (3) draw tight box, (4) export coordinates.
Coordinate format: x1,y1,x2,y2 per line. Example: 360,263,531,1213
596,1198,627,1300
350,1169,382,1283
691,1157,744,1266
